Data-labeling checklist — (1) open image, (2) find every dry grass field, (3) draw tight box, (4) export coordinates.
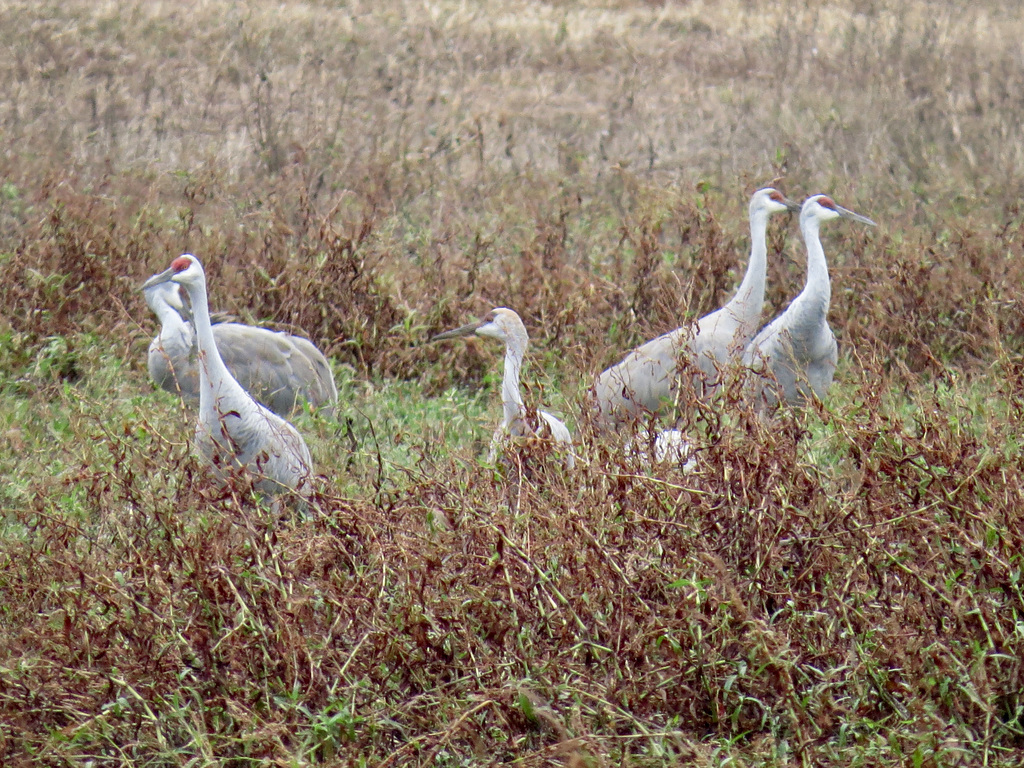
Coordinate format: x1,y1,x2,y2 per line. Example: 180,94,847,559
2,0,1024,765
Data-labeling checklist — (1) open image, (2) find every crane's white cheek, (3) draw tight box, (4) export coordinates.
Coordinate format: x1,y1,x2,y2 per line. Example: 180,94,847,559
476,324,503,340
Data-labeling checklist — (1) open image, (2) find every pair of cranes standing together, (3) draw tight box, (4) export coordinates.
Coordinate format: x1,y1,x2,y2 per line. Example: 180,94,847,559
141,190,874,497
593,190,875,419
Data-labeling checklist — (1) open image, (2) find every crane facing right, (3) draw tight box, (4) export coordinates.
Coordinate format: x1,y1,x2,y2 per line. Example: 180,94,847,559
742,194,875,411
590,187,799,427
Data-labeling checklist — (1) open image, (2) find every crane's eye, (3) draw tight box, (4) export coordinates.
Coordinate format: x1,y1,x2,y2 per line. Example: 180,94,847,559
818,197,836,210
171,256,192,272
769,191,784,202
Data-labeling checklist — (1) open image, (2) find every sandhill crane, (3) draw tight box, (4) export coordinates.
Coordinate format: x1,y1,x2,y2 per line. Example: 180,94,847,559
591,187,799,425
142,255,314,497
432,308,575,469
629,428,698,472
144,281,337,417
742,195,875,409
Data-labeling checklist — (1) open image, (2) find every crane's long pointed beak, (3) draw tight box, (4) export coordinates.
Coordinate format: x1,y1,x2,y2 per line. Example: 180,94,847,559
785,199,801,213
837,205,876,227
431,318,485,342
141,266,177,291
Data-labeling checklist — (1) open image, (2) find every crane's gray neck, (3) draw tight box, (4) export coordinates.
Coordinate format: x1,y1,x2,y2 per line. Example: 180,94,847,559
501,340,526,428
800,215,831,307
182,280,234,395
727,205,769,329
148,291,188,341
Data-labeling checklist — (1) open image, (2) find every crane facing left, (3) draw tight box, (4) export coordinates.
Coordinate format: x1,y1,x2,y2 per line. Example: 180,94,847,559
142,255,315,497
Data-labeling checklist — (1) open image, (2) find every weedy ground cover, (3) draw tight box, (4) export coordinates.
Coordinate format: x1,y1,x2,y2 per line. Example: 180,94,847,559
1,0,1023,765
